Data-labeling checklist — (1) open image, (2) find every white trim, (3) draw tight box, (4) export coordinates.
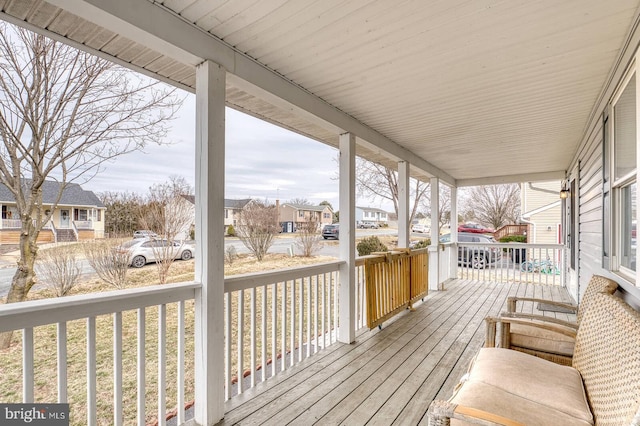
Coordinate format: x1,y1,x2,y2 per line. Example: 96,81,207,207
522,201,562,218
457,171,565,187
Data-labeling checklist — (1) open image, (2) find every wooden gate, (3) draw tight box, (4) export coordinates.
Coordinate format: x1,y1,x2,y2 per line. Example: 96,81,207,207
365,248,429,329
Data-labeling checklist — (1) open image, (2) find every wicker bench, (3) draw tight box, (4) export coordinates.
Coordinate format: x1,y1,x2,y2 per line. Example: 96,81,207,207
427,292,640,425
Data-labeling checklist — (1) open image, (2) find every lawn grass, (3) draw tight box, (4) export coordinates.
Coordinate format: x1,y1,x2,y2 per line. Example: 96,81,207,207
0,252,338,425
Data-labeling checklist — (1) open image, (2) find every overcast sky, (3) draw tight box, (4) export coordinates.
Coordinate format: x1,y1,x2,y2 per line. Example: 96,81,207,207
87,94,371,211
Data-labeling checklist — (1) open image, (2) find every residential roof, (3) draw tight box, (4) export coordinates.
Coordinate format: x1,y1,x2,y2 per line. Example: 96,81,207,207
356,206,389,214
282,203,332,212
182,196,253,210
225,199,252,209
0,180,104,208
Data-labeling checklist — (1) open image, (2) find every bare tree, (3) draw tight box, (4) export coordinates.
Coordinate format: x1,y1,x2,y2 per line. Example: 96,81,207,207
419,185,452,232
100,191,145,238
0,23,181,345
35,244,82,297
462,184,521,230
138,176,194,284
83,240,129,289
287,198,312,205
236,200,280,261
355,158,427,223
295,218,323,257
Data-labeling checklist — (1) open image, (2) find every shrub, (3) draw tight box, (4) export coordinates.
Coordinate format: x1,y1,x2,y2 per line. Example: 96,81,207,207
226,224,236,237
357,236,388,256
225,245,238,265
411,239,431,249
499,235,527,243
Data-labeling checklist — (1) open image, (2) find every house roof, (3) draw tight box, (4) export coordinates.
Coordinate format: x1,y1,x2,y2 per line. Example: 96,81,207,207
225,199,252,210
356,206,389,214
0,180,104,208
182,196,253,210
282,203,331,213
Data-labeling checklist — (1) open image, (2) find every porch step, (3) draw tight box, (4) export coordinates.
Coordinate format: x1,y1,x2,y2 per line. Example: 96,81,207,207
56,228,77,242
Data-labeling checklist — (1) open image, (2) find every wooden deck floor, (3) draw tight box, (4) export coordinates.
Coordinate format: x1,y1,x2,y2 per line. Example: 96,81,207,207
219,279,576,426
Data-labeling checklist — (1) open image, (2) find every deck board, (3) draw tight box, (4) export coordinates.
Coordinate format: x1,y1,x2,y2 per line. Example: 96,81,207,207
219,279,575,425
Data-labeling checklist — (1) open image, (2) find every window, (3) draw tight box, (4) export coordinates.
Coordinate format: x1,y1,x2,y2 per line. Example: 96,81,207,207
74,209,88,221
609,70,637,281
298,211,305,218
323,212,330,219
97,210,101,222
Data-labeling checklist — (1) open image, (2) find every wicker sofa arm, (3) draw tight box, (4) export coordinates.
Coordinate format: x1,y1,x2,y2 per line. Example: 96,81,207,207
500,311,578,330
427,400,525,426
506,296,577,314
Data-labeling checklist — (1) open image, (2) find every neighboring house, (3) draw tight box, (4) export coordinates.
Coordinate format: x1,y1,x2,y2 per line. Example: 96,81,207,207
356,206,389,226
183,196,253,234
225,199,253,228
520,181,562,244
279,203,333,232
0,180,105,244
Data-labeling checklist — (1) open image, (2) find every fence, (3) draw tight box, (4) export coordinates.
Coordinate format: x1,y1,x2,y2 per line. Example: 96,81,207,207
363,248,428,330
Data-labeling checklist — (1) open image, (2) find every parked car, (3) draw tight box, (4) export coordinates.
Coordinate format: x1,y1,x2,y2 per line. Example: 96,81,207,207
457,223,495,234
133,230,158,238
118,238,194,268
358,221,379,229
439,232,501,269
322,224,339,239
411,223,430,233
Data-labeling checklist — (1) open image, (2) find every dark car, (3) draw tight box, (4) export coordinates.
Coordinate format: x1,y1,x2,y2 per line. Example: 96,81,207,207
322,224,339,239
457,222,495,234
440,232,501,269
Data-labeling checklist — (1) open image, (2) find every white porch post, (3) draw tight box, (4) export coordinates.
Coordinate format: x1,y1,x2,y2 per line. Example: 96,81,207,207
194,60,225,425
429,177,440,290
450,185,458,280
398,161,410,248
339,132,356,344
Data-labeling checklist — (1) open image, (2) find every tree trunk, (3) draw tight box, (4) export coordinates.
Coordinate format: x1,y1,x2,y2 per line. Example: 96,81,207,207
0,225,38,349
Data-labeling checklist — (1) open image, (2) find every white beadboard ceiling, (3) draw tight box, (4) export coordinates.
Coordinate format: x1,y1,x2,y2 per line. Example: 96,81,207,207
2,0,639,185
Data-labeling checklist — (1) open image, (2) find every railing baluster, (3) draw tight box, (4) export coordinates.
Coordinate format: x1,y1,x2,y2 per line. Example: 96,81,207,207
314,275,319,355
250,287,256,389
225,293,231,400
237,290,244,394
177,300,185,424
290,280,296,366
23,327,34,403
281,281,287,371
113,313,122,426
321,273,326,349
333,271,338,344
57,322,68,403
327,272,332,344
306,276,311,358
261,285,267,383
299,278,304,362
137,308,145,426
87,316,97,426
271,284,277,377
157,304,166,426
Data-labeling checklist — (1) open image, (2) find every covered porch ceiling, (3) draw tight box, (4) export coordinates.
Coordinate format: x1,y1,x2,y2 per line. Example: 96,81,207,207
2,0,639,186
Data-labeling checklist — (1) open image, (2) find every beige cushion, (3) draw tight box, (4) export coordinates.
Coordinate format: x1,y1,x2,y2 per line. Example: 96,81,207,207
461,348,592,424
509,322,576,356
450,381,593,426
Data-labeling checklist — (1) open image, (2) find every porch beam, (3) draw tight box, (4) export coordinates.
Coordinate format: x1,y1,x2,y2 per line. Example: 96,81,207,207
429,177,441,291
194,60,226,425
46,0,454,186
338,133,356,344
398,161,410,248
457,171,565,187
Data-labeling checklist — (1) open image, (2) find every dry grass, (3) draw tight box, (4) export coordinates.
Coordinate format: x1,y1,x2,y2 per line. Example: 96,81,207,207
0,252,338,425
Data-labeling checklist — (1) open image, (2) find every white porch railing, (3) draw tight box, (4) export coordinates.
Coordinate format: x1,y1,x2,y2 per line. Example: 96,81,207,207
1,219,22,228
446,242,566,286
0,283,198,426
223,261,342,399
73,220,93,229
